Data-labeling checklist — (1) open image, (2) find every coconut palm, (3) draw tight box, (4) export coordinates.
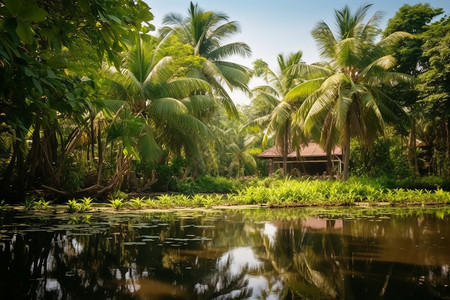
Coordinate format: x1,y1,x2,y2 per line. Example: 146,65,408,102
287,4,412,180
249,52,308,175
161,2,252,119
102,35,215,190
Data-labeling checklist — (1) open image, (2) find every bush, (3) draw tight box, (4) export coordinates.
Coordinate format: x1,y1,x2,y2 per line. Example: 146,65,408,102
169,175,242,194
62,154,86,192
396,176,450,191
350,139,394,177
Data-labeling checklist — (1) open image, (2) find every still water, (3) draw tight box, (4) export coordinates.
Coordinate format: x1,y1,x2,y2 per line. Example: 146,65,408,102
0,207,449,299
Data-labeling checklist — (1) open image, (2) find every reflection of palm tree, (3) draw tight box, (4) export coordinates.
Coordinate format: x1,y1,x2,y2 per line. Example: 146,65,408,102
258,219,346,299
196,264,252,300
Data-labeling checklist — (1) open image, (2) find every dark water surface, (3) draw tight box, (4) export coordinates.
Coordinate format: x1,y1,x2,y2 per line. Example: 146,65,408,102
0,207,449,299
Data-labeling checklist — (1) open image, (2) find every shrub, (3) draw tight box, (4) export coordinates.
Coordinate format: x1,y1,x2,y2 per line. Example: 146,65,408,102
129,197,146,209
110,190,128,200
170,176,242,194
80,197,93,211
66,199,80,213
0,199,7,210
109,198,125,210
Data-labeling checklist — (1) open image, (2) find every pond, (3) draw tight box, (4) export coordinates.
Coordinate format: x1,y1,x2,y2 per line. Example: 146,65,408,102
0,207,449,299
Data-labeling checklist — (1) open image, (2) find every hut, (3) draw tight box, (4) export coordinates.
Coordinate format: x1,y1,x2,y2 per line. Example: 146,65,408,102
257,142,343,176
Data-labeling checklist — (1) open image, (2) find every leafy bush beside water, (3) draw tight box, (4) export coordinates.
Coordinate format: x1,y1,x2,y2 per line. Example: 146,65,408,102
169,175,243,194
101,177,450,209
230,178,450,206
16,176,450,212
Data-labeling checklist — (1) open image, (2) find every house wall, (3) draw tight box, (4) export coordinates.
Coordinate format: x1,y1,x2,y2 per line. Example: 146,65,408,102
269,157,342,176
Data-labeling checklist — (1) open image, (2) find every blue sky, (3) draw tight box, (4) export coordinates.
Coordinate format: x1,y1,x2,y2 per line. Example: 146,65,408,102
145,0,450,103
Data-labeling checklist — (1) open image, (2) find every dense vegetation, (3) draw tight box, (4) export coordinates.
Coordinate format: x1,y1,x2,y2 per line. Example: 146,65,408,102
0,1,449,203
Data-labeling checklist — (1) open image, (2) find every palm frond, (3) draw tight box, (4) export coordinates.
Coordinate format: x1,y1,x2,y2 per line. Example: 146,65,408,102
148,97,188,118
311,20,337,59
207,42,252,61
202,59,232,90
163,78,211,99
144,56,173,86
335,37,361,67
252,90,281,107
284,78,325,103
287,63,332,79
211,21,241,39
182,95,217,117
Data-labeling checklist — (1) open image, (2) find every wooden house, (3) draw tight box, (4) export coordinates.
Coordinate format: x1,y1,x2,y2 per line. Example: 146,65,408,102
257,142,343,176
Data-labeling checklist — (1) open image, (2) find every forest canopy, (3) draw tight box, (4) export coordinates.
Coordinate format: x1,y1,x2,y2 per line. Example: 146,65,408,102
0,1,449,201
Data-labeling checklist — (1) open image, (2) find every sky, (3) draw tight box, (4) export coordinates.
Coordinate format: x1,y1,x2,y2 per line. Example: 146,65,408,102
145,0,450,104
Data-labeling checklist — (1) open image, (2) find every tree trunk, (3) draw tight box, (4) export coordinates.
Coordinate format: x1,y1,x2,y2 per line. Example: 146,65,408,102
90,116,95,163
15,140,26,200
0,143,17,191
282,122,290,176
342,120,351,181
97,124,103,185
326,151,332,176
408,119,418,176
446,117,450,177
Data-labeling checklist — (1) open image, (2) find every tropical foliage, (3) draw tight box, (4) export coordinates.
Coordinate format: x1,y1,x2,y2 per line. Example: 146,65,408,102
161,2,252,118
0,1,449,203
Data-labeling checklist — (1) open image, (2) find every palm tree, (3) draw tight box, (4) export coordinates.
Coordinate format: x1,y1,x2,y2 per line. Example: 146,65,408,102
225,128,258,178
249,52,308,175
288,4,412,180
102,35,215,190
161,2,252,119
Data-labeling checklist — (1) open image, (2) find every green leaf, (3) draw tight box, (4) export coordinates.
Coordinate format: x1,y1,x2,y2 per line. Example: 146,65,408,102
107,14,122,24
16,19,34,45
46,69,57,79
3,0,22,15
23,66,35,77
19,5,47,22
32,77,43,94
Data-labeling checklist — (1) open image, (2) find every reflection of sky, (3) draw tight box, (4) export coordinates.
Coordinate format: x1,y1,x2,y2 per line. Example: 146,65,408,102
263,222,277,246
218,247,262,276
248,276,283,300
217,247,283,299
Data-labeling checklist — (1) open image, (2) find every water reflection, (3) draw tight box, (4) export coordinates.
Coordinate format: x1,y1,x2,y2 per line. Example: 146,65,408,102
0,208,449,299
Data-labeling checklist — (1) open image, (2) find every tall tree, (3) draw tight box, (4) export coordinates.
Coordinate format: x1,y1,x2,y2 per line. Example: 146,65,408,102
161,2,252,118
384,4,443,174
0,0,153,199
416,17,450,177
102,36,215,191
250,52,307,175
290,4,412,180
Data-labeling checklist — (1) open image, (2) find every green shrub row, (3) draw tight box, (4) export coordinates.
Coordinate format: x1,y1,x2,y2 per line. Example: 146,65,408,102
14,176,450,212
228,178,450,206
105,194,227,210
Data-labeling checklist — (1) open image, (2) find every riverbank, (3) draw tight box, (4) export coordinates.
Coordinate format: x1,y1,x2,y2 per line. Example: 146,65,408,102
2,177,449,213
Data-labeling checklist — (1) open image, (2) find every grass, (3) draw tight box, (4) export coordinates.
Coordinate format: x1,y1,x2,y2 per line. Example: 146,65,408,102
9,176,450,212
102,178,450,210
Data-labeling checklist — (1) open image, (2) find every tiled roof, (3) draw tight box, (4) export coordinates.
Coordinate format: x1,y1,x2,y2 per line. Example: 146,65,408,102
257,142,342,158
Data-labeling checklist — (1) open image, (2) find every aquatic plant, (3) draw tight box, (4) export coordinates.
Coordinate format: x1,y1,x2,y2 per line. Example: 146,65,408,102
129,197,146,209
68,215,92,224
0,200,7,210
66,199,80,213
109,198,125,210
80,197,93,211
24,196,36,210
35,197,50,210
